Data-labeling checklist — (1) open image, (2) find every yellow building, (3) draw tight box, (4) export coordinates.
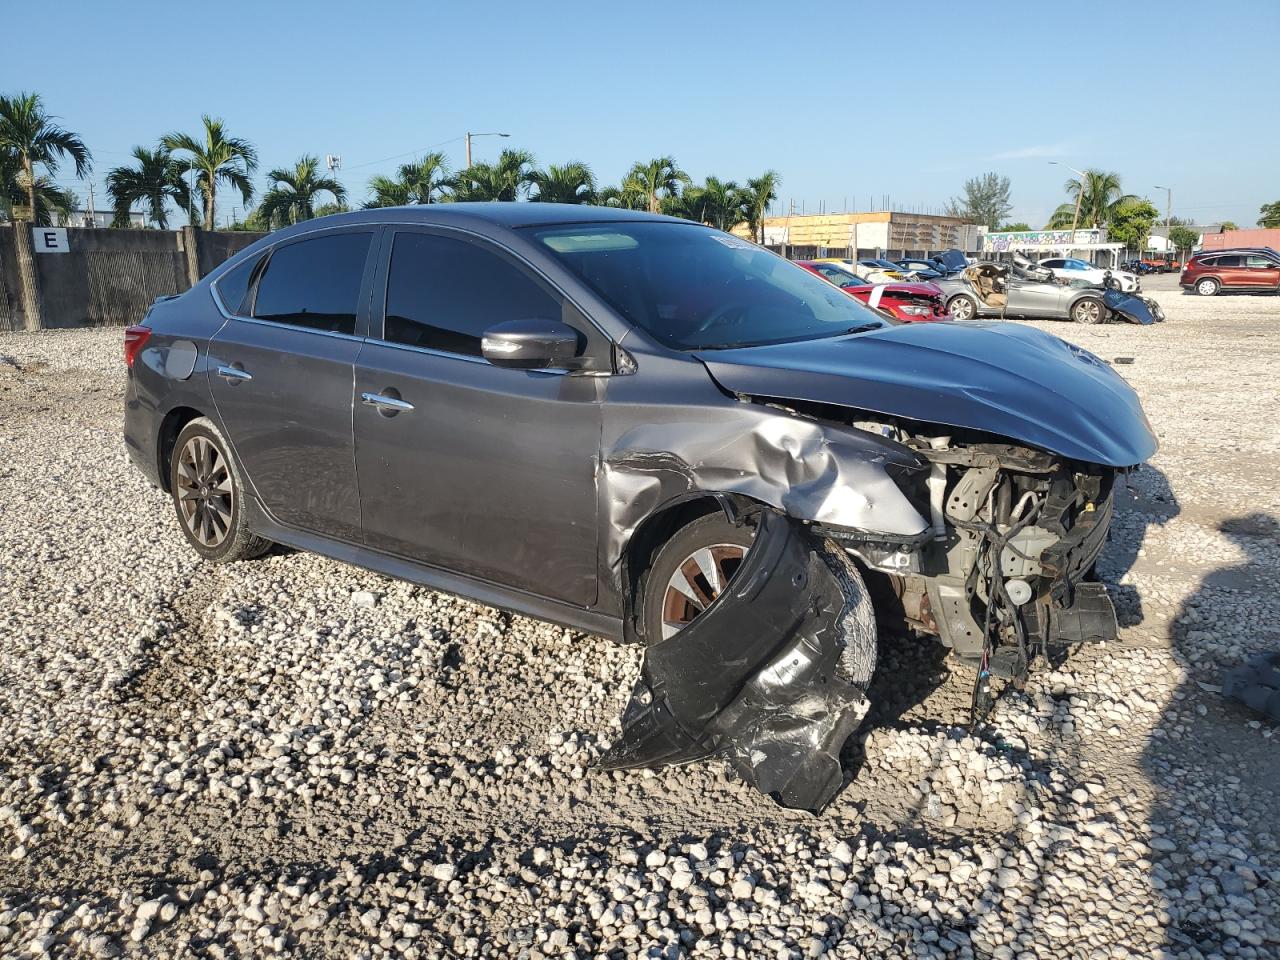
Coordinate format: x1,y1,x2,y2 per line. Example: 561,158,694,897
731,211,985,259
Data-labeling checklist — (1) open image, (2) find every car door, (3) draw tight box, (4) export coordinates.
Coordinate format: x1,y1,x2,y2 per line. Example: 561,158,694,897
1245,254,1280,289
353,227,604,607
1006,278,1066,317
1212,254,1245,287
208,227,378,543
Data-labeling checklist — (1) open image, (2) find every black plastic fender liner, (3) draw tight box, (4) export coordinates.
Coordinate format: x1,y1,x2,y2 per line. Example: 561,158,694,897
597,511,878,813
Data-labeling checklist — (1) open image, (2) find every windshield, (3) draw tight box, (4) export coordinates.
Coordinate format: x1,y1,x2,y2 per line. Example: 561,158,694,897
532,222,892,350
812,263,869,288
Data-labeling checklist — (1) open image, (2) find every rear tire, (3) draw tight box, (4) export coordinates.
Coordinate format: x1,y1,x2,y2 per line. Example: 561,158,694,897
1196,277,1220,297
640,513,755,646
169,417,272,563
947,294,976,321
1070,296,1105,324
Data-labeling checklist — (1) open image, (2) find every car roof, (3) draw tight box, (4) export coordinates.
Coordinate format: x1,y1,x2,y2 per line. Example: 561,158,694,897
1197,247,1277,256
267,202,685,238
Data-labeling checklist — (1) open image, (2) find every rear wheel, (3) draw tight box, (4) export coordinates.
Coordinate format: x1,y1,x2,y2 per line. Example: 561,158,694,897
1196,277,1220,297
641,513,755,645
947,294,976,321
170,417,271,562
1070,296,1104,324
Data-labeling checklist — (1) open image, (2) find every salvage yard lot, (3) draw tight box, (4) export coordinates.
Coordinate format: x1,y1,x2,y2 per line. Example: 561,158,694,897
1,283,1277,958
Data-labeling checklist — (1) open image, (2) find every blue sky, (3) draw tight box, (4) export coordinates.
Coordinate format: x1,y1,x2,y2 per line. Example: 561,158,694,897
7,0,1277,228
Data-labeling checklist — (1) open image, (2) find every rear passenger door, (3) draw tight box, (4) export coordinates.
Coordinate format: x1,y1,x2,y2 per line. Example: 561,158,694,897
208,227,378,542
353,228,604,606
1210,254,1244,288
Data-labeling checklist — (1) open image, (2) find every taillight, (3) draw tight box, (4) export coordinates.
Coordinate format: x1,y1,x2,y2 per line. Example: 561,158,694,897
124,325,151,368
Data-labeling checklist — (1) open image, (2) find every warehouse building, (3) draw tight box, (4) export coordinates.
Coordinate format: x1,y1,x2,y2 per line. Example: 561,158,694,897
731,211,985,259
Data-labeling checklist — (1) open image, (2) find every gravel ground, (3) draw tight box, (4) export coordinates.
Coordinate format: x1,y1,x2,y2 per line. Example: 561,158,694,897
0,278,1277,959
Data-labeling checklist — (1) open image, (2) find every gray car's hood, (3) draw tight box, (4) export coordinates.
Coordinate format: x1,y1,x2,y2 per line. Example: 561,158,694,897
696,321,1157,467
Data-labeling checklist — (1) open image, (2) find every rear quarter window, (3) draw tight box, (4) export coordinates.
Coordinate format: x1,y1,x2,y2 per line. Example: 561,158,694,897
213,254,262,315
251,232,373,335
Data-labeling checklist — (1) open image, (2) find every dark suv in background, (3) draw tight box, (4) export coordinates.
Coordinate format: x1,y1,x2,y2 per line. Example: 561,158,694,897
1180,247,1280,296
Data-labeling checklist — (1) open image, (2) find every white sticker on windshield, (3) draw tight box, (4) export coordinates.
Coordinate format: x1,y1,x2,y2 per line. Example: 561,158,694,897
709,234,756,250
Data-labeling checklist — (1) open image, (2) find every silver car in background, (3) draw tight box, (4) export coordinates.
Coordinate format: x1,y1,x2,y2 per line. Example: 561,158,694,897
933,253,1159,325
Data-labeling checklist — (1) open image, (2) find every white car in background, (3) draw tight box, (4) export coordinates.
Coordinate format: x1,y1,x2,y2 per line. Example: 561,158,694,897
1038,257,1140,292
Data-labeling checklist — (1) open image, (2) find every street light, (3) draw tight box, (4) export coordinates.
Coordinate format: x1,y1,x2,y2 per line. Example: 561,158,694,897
1154,184,1172,264
465,131,510,167
1049,161,1087,242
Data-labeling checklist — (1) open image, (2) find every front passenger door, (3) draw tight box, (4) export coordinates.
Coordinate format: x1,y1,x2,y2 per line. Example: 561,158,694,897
353,229,603,606
1245,254,1280,289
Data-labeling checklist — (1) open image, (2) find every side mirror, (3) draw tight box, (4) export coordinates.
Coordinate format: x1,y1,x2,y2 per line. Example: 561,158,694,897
481,317,581,370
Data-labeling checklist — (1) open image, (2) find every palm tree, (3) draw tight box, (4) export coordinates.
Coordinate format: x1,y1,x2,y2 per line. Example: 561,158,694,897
742,171,781,243
105,146,190,228
664,184,707,222
529,161,596,204
1046,169,1138,229
162,116,257,228
623,157,690,213
1,147,76,225
700,176,746,231
598,182,647,210
257,155,346,227
448,148,535,202
0,92,91,221
366,152,450,207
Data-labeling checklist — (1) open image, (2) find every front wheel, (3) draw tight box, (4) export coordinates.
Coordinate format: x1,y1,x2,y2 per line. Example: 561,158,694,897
1196,277,1220,297
641,513,755,645
1071,296,1104,324
947,294,976,321
170,417,272,562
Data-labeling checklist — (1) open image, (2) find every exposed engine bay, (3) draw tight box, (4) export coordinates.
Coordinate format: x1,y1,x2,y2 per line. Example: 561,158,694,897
603,402,1128,813
824,414,1119,667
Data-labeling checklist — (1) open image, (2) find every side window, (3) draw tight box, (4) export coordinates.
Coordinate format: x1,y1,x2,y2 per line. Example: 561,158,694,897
384,232,561,357
1246,255,1274,268
213,253,262,315
1213,255,1241,268
252,232,373,335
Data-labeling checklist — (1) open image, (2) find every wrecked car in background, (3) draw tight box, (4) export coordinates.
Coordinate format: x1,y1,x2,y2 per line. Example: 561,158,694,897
934,251,1165,325
123,205,1158,812
795,259,951,322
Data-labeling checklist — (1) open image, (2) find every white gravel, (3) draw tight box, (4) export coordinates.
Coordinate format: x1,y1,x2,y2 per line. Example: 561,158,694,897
0,279,1277,958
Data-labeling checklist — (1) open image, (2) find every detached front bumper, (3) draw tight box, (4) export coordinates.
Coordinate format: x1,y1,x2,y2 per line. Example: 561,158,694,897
599,512,878,813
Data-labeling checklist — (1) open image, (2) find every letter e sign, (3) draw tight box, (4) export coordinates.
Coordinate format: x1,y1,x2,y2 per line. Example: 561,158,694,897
33,227,69,253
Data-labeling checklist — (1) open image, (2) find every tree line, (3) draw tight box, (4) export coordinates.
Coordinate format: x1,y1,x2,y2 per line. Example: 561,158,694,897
0,92,780,238
5,91,1270,248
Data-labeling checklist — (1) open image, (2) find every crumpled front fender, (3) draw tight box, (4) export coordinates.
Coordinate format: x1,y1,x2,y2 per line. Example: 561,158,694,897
598,511,878,813
602,407,929,597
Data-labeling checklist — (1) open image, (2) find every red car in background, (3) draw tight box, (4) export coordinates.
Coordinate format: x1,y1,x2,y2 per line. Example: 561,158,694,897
797,260,951,322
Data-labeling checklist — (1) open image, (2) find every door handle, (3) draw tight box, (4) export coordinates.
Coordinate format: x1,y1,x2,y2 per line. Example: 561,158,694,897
216,365,252,383
361,391,415,413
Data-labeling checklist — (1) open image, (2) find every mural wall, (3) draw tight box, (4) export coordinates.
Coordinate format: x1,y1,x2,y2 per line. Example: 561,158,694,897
983,229,1105,252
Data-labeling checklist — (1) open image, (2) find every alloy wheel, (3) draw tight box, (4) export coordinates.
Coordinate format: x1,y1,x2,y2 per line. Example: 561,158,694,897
175,435,233,548
1197,278,1219,296
660,544,747,640
949,297,974,320
1073,299,1102,323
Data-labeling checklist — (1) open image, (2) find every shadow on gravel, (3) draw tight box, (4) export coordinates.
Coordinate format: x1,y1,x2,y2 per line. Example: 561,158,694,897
839,634,952,789
1144,512,1280,955
1104,463,1180,628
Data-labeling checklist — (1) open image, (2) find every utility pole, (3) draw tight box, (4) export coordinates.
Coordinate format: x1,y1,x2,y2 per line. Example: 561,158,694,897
1050,161,1087,253
86,179,95,227
464,131,510,168
1154,184,1172,264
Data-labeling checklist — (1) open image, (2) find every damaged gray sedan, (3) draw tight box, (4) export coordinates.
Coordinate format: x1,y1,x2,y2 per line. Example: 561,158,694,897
123,204,1157,813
